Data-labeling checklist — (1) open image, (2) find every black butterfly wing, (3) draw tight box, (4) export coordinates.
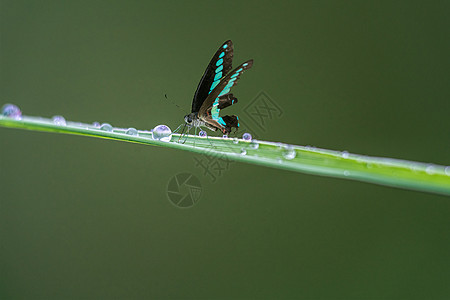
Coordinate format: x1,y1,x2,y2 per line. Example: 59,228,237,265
217,93,238,110
191,40,234,113
198,59,253,133
197,94,238,133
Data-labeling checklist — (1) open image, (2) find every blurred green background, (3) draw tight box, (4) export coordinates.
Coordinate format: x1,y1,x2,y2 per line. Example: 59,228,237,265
1,1,449,299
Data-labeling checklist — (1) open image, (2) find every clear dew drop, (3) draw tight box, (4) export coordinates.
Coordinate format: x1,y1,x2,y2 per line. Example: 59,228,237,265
100,123,113,132
233,138,239,144
445,166,450,176
344,170,350,176
92,122,100,127
240,148,247,155
52,115,66,126
425,164,436,175
1,103,22,119
341,151,350,159
199,130,207,137
250,140,259,150
222,134,228,139
152,124,172,142
409,165,420,172
282,145,296,160
242,132,252,141
126,128,138,136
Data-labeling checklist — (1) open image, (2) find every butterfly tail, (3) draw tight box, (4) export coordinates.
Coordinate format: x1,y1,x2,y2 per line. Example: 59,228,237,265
219,115,239,134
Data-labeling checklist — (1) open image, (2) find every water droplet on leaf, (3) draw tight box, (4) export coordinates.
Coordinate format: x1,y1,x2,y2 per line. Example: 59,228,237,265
233,138,239,144
52,115,66,126
1,104,22,119
445,166,450,176
250,140,259,150
100,123,113,132
242,133,252,141
126,128,138,136
240,148,247,155
152,124,172,142
282,145,296,160
425,164,436,175
199,130,207,137
341,151,349,158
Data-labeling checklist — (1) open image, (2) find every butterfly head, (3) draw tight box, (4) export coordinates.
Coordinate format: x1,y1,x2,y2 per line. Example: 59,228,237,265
184,113,197,126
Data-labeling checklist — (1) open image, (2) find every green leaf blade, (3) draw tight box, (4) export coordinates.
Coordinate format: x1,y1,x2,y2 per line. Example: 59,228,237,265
1,115,449,196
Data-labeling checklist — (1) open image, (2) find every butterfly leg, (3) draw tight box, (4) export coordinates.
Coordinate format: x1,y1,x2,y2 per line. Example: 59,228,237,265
204,134,215,149
194,126,199,148
177,124,187,143
173,123,185,134
182,126,191,144
198,126,215,149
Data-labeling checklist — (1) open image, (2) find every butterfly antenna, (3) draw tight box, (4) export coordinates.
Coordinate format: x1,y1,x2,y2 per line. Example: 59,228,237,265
164,94,188,114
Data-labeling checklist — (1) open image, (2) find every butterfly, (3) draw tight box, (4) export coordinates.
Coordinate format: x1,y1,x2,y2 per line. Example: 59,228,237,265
183,40,253,136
